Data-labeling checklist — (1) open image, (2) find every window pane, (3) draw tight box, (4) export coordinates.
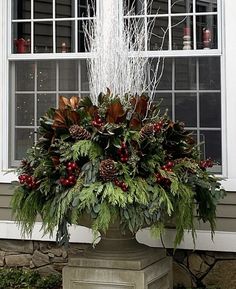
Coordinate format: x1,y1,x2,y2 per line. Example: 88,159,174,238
15,62,35,91
200,93,221,128
175,58,196,90
171,0,193,13
154,93,172,118
37,93,56,124
12,0,31,19
172,16,193,50
199,57,221,90
15,129,35,160
147,0,168,14
196,15,218,49
34,0,53,19
78,0,96,17
13,23,31,54
200,130,222,165
56,21,75,53
196,0,217,12
16,94,35,126
80,60,89,91
56,0,75,18
34,22,53,53
37,61,56,91
59,60,78,91
78,21,86,52
157,58,172,90
175,93,197,127
124,0,144,15
148,17,169,50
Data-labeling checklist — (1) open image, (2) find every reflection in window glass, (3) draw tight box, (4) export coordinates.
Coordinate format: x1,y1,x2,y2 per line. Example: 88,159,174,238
34,0,53,19
147,0,168,14
199,57,221,90
78,0,96,17
13,23,31,54
15,129,35,160
124,0,144,15
16,94,35,126
37,61,56,91
200,130,222,165
12,0,31,19
56,0,74,18
175,93,197,127
196,15,218,49
196,0,217,12
59,60,78,91
37,94,56,124
34,22,53,53
171,0,193,13
148,17,169,50
56,21,75,53
200,93,221,128
154,93,172,118
175,58,196,90
172,16,193,50
16,62,35,91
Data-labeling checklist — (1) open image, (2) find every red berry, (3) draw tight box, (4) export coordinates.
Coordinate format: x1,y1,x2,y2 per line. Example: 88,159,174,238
71,163,77,170
167,161,174,168
20,179,25,184
114,179,120,186
26,176,32,184
162,165,167,171
21,175,27,181
67,162,72,168
65,179,70,186
121,142,126,149
97,118,102,123
68,175,76,182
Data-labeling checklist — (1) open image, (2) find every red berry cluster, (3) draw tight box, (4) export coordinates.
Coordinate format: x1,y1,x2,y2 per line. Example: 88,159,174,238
199,158,213,170
92,116,103,128
118,142,129,163
153,121,164,133
18,174,38,189
114,178,128,192
60,162,79,187
155,161,175,187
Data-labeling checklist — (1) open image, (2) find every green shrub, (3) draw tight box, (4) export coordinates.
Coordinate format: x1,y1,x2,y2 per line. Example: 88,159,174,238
0,268,61,289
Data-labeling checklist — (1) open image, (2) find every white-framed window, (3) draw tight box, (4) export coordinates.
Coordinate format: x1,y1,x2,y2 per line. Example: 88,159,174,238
0,0,233,185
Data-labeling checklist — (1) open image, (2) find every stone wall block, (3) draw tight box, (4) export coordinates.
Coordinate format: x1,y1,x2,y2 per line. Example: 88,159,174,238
203,260,236,289
32,250,50,267
173,262,192,288
188,253,209,277
0,250,5,266
36,265,60,276
5,254,32,267
0,240,34,254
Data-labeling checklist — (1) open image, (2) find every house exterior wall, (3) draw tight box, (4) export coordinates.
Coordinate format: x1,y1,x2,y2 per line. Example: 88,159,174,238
0,0,236,253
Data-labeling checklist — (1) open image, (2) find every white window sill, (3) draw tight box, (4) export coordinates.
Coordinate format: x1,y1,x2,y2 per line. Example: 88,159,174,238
1,221,236,252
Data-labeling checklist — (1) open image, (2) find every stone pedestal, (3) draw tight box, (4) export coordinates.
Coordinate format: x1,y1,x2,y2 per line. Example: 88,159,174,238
63,249,172,289
63,224,173,289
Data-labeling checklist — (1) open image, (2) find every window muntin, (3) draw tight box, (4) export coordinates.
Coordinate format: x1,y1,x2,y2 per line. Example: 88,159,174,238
11,59,89,165
12,0,95,54
124,0,220,51
9,0,222,174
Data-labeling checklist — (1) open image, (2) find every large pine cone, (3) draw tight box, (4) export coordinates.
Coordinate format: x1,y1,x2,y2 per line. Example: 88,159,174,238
99,159,117,181
140,124,154,140
69,125,91,140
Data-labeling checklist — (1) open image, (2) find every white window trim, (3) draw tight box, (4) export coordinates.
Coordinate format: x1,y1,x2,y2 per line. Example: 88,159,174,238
1,0,236,251
1,220,236,252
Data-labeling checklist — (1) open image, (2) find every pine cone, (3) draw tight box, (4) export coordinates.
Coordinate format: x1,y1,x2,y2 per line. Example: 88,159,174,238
140,124,154,140
99,159,117,181
69,125,91,140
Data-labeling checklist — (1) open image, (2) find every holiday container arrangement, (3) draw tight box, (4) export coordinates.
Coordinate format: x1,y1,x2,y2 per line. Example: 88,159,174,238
12,90,225,247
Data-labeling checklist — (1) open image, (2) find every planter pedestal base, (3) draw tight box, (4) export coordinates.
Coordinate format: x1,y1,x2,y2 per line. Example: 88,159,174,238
63,246,172,289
